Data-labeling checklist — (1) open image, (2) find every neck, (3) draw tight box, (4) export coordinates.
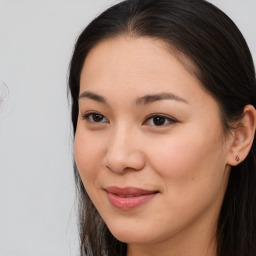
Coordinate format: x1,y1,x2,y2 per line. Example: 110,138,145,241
126,214,218,256
127,236,217,256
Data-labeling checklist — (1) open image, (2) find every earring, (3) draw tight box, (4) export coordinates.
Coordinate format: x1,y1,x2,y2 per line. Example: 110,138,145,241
235,156,240,162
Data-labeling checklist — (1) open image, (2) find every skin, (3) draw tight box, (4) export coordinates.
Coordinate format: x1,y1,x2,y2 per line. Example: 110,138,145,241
74,36,237,256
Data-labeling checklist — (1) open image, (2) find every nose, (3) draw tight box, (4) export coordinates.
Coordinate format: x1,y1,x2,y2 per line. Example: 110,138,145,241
104,127,145,174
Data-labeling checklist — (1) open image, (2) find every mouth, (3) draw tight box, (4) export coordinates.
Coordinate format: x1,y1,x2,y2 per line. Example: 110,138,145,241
116,194,144,198
104,186,159,210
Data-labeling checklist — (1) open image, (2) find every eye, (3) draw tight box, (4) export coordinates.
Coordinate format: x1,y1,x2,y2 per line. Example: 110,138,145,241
81,112,108,123
144,114,176,127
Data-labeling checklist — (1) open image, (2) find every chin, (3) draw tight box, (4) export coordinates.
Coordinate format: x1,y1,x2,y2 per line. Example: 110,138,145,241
107,224,156,244
113,233,148,244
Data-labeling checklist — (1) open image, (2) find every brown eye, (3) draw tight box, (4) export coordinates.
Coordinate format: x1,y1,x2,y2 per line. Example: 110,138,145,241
152,116,166,126
92,113,104,122
82,112,108,123
144,114,176,127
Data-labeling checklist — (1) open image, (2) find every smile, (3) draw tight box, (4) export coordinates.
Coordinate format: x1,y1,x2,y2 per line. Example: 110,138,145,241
104,186,159,210
117,194,142,198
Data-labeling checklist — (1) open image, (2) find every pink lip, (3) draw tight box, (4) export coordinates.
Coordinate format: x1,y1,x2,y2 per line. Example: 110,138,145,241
104,186,159,210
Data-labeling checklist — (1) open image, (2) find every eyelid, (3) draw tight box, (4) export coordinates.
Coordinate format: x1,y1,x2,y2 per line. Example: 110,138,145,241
143,113,177,126
80,111,109,123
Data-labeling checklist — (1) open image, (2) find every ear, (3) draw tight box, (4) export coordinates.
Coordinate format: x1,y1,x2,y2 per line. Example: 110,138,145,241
227,105,256,166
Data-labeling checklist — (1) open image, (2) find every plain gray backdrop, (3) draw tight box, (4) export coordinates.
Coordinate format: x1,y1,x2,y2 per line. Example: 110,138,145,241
0,1,255,256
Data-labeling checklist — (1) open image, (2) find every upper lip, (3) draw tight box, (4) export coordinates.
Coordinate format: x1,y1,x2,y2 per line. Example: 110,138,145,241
104,186,159,196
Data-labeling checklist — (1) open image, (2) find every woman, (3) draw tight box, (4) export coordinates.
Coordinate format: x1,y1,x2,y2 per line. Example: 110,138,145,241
68,0,256,255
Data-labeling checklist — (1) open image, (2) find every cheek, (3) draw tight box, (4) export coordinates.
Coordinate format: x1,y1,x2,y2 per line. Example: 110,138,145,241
144,128,229,230
146,126,227,190
74,129,105,186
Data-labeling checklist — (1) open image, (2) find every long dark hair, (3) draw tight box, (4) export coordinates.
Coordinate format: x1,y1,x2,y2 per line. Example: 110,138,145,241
68,0,256,255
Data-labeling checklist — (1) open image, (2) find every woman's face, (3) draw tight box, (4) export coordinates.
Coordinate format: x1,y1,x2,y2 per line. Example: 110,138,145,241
74,37,232,252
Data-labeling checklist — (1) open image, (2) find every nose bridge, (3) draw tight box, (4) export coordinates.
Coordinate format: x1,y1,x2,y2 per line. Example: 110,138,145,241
105,123,145,173
110,123,130,150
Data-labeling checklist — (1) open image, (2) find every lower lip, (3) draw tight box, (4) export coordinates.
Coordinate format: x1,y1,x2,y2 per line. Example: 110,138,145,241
106,192,157,210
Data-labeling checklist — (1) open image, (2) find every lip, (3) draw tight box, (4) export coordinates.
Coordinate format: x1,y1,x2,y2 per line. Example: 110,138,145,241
104,186,159,210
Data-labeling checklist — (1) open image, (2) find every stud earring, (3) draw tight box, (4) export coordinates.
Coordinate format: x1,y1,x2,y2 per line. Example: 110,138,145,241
235,156,240,162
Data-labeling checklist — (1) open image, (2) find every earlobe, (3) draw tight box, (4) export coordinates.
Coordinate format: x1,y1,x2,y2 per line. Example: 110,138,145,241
227,104,256,166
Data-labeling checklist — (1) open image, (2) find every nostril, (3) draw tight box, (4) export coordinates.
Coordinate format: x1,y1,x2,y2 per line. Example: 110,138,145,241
104,149,145,174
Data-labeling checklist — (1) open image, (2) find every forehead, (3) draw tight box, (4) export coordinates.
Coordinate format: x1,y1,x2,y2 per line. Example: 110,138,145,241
80,37,212,107
82,36,198,76
80,36,200,94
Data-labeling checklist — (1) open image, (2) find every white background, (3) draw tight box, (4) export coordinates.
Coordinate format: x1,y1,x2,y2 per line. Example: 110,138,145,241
0,1,255,256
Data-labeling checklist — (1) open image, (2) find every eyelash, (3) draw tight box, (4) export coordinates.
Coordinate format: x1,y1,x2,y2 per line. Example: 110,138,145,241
81,112,177,127
143,114,177,126
81,112,108,123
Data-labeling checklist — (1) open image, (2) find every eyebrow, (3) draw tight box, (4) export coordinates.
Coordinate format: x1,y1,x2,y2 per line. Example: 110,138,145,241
79,91,188,105
79,91,107,103
136,92,188,105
